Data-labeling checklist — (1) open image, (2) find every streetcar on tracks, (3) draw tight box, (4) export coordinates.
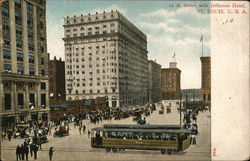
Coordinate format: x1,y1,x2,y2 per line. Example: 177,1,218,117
91,124,192,155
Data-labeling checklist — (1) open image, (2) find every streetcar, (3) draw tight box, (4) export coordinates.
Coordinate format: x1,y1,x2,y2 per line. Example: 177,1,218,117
91,124,192,155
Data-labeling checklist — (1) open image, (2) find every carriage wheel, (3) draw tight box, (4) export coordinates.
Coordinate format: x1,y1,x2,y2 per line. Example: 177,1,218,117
167,149,172,155
161,149,166,154
106,148,111,152
112,148,117,152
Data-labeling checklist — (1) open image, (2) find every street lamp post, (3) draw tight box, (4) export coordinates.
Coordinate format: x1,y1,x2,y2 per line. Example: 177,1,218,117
179,93,182,127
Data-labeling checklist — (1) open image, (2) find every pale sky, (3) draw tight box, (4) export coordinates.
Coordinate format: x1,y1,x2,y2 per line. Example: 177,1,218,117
46,0,211,89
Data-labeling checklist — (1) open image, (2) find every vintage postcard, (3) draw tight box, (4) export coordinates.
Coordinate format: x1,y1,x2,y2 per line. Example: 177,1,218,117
0,0,249,161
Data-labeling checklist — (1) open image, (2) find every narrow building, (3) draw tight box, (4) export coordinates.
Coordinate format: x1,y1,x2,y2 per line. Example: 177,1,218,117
200,56,211,102
161,62,181,100
49,56,65,102
148,60,161,103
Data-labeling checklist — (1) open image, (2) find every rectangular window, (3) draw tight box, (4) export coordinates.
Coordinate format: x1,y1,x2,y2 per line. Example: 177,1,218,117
17,66,24,74
16,40,23,48
4,64,11,71
27,16,33,27
41,94,46,107
3,24,9,32
41,58,44,65
41,69,45,76
28,31,34,39
29,68,35,75
16,26,22,36
17,52,23,61
4,94,11,110
28,43,34,51
15,0,22,8
29,93,35,107
38,8,43,17
27,2,33,14
15,12,22,21
2,6,9,17
3,36,10,45
29,55,35,63
3,50,11,59
18,93,24,106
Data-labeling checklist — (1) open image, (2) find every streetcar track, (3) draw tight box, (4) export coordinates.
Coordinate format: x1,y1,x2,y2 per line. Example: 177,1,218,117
1,147,210,157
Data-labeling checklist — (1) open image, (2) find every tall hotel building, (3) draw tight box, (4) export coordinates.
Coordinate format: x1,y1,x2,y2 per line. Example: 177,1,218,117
0,0,49,127
63,10,148,107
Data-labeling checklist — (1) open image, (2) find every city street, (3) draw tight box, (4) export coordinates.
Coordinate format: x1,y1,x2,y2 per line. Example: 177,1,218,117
1,103,211,161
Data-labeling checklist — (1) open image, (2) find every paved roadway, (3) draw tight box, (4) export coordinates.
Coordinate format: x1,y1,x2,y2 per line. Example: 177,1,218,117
1,103,211,161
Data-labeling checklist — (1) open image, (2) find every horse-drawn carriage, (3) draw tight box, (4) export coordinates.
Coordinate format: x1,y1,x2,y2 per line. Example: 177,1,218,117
53,125,69,137
14,124,29,138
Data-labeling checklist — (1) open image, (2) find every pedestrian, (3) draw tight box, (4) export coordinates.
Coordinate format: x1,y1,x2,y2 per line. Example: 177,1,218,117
2,132,6,141
30,143,33,157
24,143,29,161
79,126,82,135
37,136,42,149
7,130,12,141
83,125,86,133
16,145,21,161
88,130,90,138
49,147,54,161
20,144,25,160
33,144,38,160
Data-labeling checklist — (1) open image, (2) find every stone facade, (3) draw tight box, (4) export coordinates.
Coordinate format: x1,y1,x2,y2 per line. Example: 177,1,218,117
148,60,161,103
0,0,49,128
63,10,148,107
200,57,211,102
161,62,181,100
49,56,65,101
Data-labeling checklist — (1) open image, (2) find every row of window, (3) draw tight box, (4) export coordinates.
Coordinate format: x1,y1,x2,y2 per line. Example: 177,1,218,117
16,0,44,16
68,88,116,95
66,29,115,38
67,81,117,87
66,56,117,63
66,68,117,75
4,93,46,110
66,62,117,69
3,64,46,76
65,42,116,51
66,23,115,33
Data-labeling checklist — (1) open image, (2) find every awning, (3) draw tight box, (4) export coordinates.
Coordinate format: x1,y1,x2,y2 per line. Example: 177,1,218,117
50,104,70,108
85,99,93,105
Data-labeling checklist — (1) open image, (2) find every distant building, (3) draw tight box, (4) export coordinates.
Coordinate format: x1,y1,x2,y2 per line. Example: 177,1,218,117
0,0,49,127
62,10,148,107
181,89,202,101
148,60,161,103
200,57,211,102
161,62,181,100
49,56,65,101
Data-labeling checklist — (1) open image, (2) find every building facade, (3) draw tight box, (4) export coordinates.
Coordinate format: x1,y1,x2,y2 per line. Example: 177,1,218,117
161,62,181,100
148,60,161,103
49,56,65,101
181,88,202,101
200,56,211,102
63,10,148,107
0,0,49,128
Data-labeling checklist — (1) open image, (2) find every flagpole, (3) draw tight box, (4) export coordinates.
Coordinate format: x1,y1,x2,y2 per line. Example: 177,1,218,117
202,38,203,57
